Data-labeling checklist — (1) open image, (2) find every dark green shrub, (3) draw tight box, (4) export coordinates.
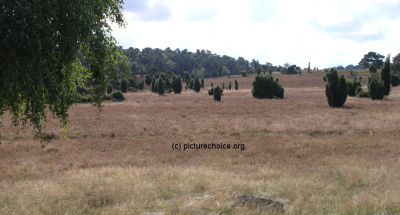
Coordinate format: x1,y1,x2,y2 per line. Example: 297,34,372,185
121,79,128,93
240,70,248,77
381,55,391,95
137,81,144,90
151,76,156,92
369,74,384,100
355,86,369,98
391,72,399,87
201,78,204,89
323,68,347,107
208,88,214,95
251,75,284,99
128,78,136,88
214,85,222,101
145,75,152,85
172,75,182,94
112,91,125,101
228,82,232,90
235,79,238,90
194,77,201,92
107,84,113,94
211,82,213,88
128,87,137,92
188,79,194,90
347,78,361,96
157,79,165,95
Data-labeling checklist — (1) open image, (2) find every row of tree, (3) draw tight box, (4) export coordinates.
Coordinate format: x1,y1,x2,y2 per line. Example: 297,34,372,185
324,54,395,107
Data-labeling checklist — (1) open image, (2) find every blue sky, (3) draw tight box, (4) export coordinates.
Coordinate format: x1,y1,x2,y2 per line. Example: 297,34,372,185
111,0,400,68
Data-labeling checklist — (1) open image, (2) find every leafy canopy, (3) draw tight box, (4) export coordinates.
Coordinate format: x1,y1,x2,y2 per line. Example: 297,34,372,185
359,52,384,69
0,0,125,131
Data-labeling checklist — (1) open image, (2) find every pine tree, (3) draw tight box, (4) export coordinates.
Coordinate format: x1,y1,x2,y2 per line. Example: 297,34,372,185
201,78,204,89
235,79,238,90
228,82,232,90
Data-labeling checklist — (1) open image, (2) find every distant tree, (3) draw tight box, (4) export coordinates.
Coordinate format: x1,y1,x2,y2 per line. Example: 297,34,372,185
287,65,297,74
323,68,347,107
359,52,384,69
368,74,384,100
201,78,204,89
347,78,361,96
393,53,400,73
308,62,311,73
172,75,182,93
120,79,128,93
391,73,399,87
222,83,225,89
194,77,201,92
145,75,152,85
211,70,218,78
157,79,165,95
381,54,391,95
107,84,113,94
235,79,238,90
218,66,222,77
369,64,377,74
151,76,157,92
228,82,232,90
240,70,248,77
214,86,222,101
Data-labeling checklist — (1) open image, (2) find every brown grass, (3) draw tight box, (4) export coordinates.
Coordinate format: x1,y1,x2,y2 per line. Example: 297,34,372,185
1,70,400,214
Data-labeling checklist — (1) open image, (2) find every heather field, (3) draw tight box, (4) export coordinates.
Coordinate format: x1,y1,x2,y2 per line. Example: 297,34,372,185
1,71,400,214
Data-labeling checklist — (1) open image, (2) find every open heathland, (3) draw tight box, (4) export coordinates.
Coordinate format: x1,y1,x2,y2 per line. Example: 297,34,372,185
1,70,400,214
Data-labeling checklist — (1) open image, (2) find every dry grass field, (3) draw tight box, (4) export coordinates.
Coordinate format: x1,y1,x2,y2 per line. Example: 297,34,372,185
1,70,400,214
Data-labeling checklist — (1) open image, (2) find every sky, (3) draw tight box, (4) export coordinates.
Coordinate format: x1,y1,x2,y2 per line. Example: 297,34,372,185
111,0,400,69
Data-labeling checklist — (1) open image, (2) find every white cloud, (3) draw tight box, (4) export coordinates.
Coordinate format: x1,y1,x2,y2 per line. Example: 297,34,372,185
112,0,400,68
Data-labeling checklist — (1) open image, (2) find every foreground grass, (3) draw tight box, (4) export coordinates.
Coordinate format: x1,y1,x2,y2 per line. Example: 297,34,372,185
1,71,400,214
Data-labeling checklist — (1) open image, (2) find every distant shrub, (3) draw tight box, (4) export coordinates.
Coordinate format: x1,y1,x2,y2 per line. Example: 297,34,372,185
172,75,182,94
214,85,222,101
208,86,223,96
137,81,144,90
145,75,152,85
235,79,238,90
240,70,248,77
188,79,194,90
347,78,362,96
128,78,136,88
157,79,165,95
112,91,125,101
228,82,232,90
368,74,384,100
251,75,284,99
356,86,369,98
107,84,113,94
323,68,347,107
194,77,201,92
222,83,225,89
128,87,137,92
211,82,213,88
121,79,128,93
201,78,204,89
151,76,156,92
391,72,399,87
